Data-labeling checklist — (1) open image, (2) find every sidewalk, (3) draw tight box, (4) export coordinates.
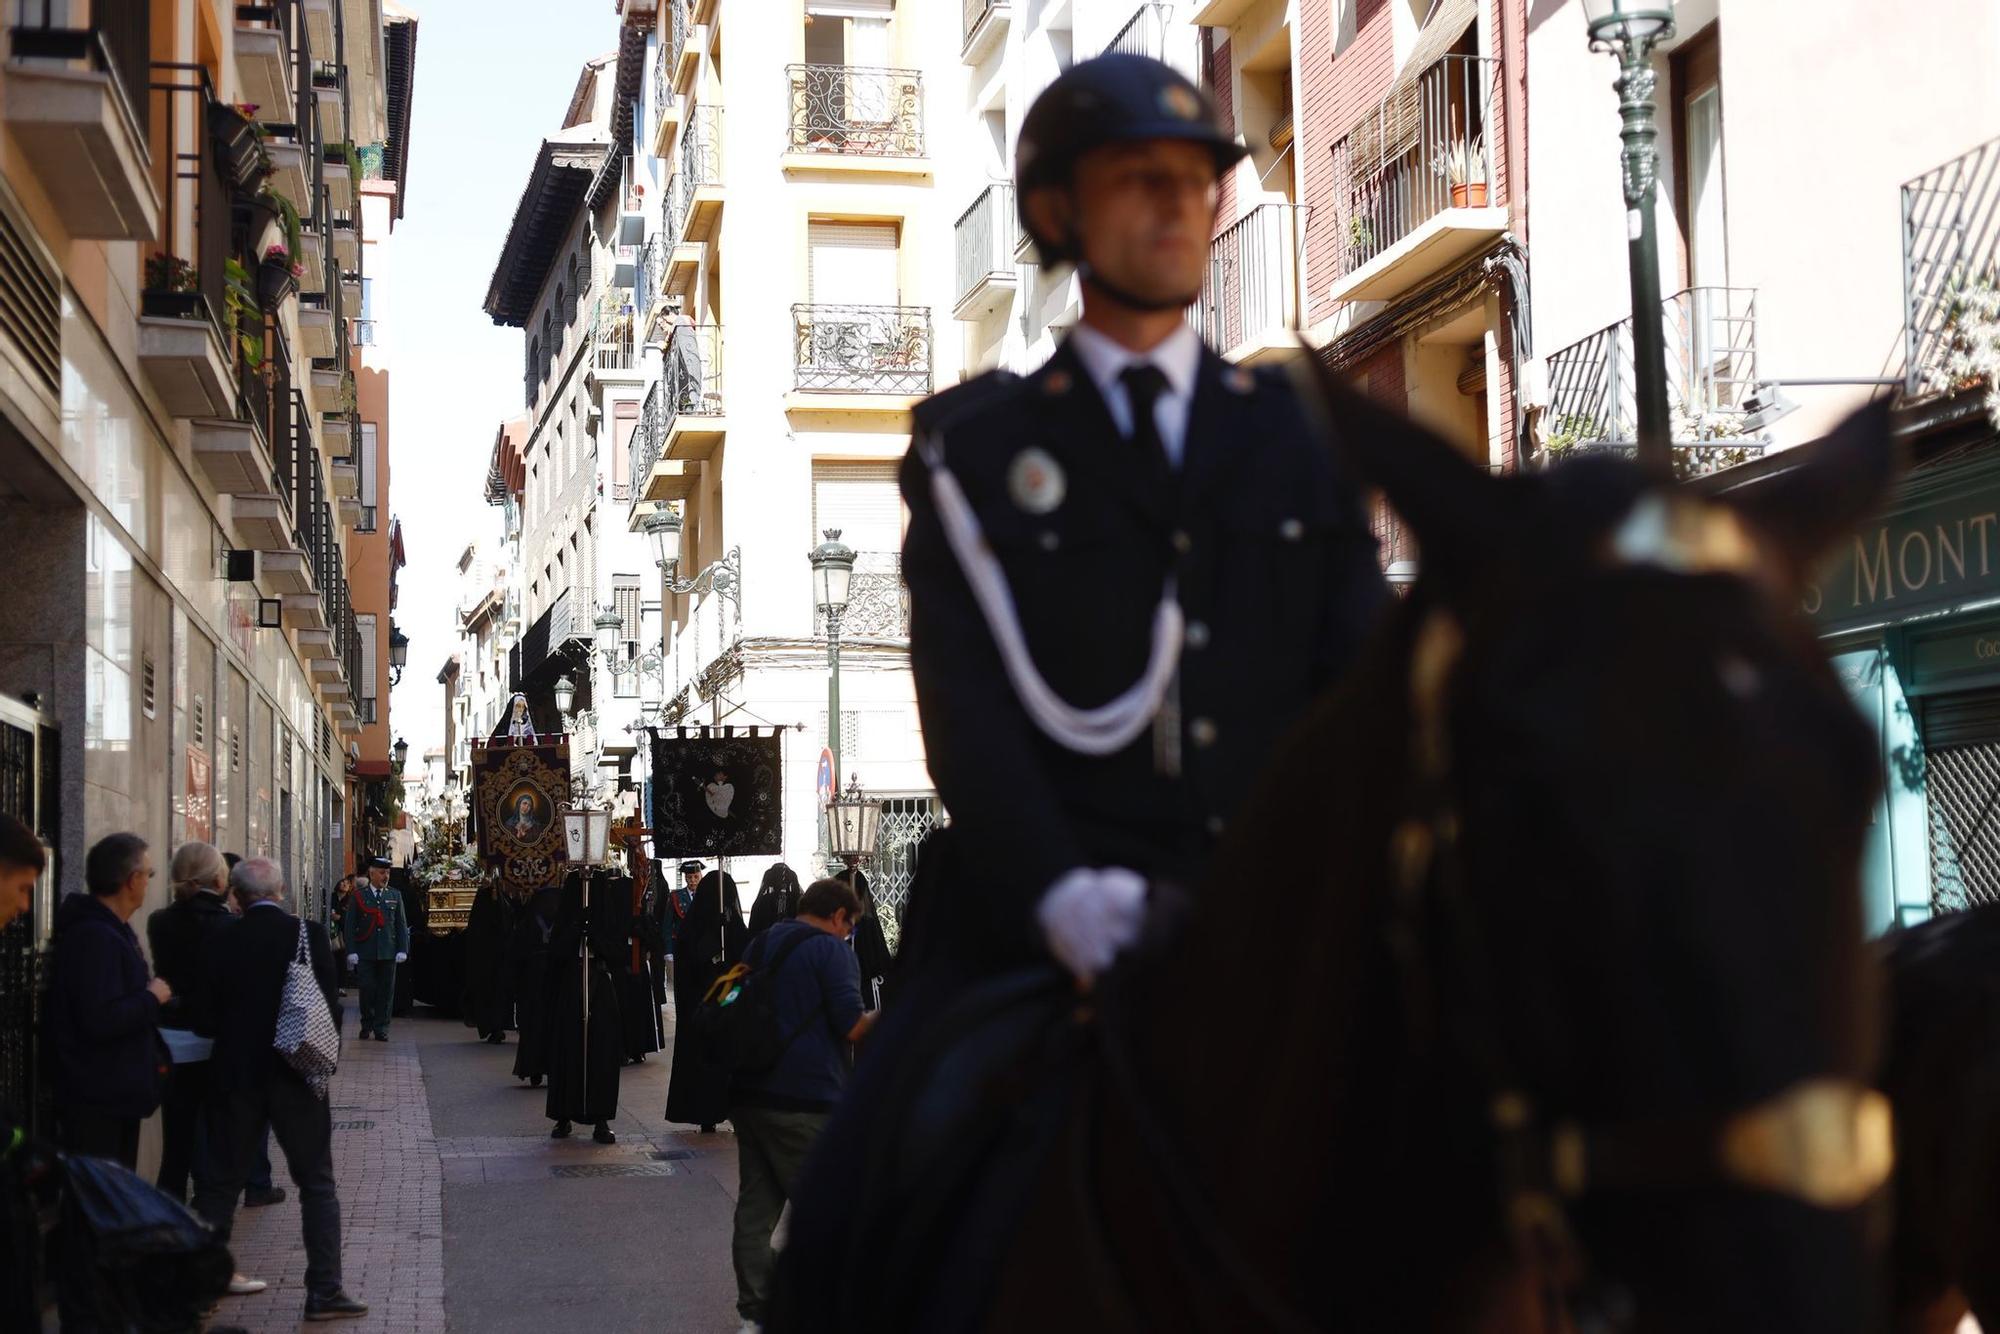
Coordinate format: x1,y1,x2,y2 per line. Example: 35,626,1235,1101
202,1000,742,1333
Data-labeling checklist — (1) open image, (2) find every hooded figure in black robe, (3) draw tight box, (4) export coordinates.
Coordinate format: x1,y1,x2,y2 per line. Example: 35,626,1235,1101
461,881,514,1042
845,867,893,1012
623,871,667,1062
544,872,626,1142
746,862,803,940
664,868,747,1130
505,888,559,1086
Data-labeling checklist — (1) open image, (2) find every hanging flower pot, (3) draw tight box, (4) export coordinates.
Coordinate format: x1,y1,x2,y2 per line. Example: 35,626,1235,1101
208,101,273,193
257,246,300,308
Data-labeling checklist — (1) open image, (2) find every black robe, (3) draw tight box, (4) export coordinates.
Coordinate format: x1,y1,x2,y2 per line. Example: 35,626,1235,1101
544,874,624,1125
461,884,514,1039
505,893,557,1082
847,870,893,1012
664,870,747,1127
596,875,659,1063
746,869,802,940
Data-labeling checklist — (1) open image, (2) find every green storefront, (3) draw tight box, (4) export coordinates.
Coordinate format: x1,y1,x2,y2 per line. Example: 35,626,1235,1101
1794,407,2000,932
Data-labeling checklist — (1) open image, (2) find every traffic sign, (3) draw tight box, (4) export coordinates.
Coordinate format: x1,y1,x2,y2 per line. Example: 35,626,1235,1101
816,747,836,807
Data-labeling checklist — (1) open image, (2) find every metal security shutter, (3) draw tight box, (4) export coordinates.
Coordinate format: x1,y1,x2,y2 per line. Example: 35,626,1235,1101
808,222,899,305
1923,688,2000,913
0,183,59,405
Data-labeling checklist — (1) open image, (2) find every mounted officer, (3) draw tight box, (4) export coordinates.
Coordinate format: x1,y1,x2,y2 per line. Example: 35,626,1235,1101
343,854,410,1041
777,53,1389,1328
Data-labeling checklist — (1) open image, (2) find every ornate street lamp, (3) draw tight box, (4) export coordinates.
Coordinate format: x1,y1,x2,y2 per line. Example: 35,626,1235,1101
552,673,577,723
643,504,684,578
1583,0,1676,475
392,736,409,772
388,626,409,685
826,773,881,868
808,528,856,781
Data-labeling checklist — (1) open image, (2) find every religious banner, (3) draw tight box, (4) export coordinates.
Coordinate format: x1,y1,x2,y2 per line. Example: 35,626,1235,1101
649,729,783,858
185,745,212,842
471,739,570,896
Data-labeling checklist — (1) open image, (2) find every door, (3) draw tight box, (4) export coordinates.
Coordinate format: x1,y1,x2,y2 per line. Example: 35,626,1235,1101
1673,28,1734,416
0,694,56,1133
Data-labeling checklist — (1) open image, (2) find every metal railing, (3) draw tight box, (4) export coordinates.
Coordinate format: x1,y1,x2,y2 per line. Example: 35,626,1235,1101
668,104,723,243
662,322,722,427
653,2,676,119
954,182,1016,308
1105,3,1171,60
1195,202,1305,355
668,0,689,83
1330,53,1498,280
1904,135,2000,397
636,233,667,319
142,66,231,343
791,305,933,395
816,552,905,639
630,379,666,492
12,0,153,140
592,301,640,372
1544,286,1764,478
786,65,924,158
963,0,1000,50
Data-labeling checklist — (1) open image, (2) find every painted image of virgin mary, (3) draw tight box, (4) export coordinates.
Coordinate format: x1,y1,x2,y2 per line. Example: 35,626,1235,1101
503,789,548,842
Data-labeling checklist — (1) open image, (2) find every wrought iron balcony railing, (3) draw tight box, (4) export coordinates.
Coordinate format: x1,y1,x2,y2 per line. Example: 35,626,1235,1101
786,65,924,158
662,322,723,426
1330,53,1498,280
1105,3,1171,61
13,0,153,139
635,233,667,319
1903,135,2000,399
816,552,906,639
791,305,933,395
1194,202,1306,355
1544,286,1765,479
592,301,639,373
669,0,689,82
963,0,999,49
630,379,666,491
668,104,723,243
954,182,1016,308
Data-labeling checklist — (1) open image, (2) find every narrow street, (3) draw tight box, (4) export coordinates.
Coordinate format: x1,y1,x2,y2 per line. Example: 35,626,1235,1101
207,1004,740,1333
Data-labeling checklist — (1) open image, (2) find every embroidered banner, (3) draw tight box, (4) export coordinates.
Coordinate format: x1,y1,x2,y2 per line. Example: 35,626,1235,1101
649,730,783,858
471,739,569,896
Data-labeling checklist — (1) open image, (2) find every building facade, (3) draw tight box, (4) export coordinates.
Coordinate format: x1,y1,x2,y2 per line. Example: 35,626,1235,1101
0,0,415,1134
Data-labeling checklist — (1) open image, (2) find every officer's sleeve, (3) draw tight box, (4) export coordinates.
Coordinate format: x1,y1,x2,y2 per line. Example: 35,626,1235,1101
901,445,1087,912
1312,432,1392,686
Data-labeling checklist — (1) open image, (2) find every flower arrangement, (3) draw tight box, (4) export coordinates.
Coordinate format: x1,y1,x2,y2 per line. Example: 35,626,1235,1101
1921,267,2000,430
145,252,198,293
264,243,306,279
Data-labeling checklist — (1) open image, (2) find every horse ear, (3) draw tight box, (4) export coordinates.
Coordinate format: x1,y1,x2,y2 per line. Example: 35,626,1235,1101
1723,399,1899,571
1289,341,1506,575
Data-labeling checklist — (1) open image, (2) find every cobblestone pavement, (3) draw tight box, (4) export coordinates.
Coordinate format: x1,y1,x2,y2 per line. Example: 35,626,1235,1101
203,994,742,1333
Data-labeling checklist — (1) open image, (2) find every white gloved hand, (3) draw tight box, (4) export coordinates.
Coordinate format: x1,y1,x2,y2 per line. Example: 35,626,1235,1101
347,955,359,968
1035,867,1148,984
394,952,407,963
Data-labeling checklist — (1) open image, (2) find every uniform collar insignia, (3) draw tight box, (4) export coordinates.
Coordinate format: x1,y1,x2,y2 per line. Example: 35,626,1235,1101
1225,366,1255,395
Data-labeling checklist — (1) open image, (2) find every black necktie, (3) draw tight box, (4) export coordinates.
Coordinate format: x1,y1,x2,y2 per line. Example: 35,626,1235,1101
1120,365,1172,476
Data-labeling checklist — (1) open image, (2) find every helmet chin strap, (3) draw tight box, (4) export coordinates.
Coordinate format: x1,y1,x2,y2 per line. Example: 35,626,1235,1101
1077,261,1199,315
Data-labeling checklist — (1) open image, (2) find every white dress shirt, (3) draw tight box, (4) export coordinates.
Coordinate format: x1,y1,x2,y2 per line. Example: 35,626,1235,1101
1067,321,1203,469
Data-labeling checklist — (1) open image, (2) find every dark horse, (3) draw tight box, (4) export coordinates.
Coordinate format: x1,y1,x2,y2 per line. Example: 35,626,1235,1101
826,373,1903,1333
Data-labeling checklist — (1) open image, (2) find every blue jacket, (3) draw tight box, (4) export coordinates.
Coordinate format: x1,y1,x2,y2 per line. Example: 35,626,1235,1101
46,893,163,1119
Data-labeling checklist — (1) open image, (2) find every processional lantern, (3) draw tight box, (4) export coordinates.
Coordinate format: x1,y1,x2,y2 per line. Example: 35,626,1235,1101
562,805,612,866
826,774,880,864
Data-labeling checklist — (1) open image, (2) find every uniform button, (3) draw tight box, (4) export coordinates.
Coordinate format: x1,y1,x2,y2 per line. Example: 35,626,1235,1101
1188,717,1218,748
1184,620,1210,650
1038,530,1060,552
1205,815,1226,837
1279,518,1306,542
1171,530,1193,555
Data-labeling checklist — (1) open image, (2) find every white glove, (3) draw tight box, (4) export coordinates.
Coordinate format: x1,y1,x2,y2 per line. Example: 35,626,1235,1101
394,952,407,963
347,954,359,968
1035,867,1147,984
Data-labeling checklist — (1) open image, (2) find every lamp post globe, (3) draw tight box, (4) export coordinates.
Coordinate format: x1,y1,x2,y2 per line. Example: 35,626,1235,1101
827,774,881,865
392,736,409,772
643,505,684,572
553,673,577,719
1581,0,1674,44
594,605,623,661
808,529,856,618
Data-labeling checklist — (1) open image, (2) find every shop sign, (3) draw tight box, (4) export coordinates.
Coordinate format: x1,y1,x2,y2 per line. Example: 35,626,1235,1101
1811,468,2000,632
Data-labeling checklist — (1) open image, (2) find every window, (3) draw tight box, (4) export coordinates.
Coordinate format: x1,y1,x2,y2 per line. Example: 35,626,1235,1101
613,574,642,698
357,614,377,707
808,221,899,305
803,0,893,65
811,461,906,636
1672,26,1728,290
359,423,378,509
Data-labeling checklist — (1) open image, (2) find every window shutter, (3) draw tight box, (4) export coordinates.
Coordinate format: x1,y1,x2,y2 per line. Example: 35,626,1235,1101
811,461,904,555
807,222,899,305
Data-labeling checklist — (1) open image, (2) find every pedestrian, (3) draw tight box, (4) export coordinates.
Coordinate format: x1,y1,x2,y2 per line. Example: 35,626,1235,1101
191,857,367,1322
543,872,622,1143
665,867,746,1132
0,813,45,1333
728,877,875,1334
506,887,558,1088
146,841,232,1204
778,53,1390,1325
327,873,355,993
342,855,409,1040
745,863,803,940
462,876,513,1044
217,853,285,1208
46,833,170,1168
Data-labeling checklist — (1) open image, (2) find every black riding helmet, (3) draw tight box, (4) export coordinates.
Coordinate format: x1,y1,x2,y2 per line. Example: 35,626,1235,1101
1016,53,1248,264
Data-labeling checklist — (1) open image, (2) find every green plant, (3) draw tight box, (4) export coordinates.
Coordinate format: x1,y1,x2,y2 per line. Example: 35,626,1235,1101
1347,214,1374,255
259,188,303,262
1923,266,2000,430
144,252,198,293
1442,135,1485,187
1542,412,1603,458
223,256,263,368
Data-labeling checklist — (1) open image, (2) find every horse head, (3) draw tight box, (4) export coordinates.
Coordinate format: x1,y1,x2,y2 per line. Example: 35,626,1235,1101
1197,360,1899,1332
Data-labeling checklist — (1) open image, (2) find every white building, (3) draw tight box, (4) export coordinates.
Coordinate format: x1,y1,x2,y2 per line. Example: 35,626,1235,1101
617,0,974,907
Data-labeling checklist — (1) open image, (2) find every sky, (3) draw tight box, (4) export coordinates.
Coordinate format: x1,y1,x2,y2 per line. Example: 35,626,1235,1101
383,0,614,775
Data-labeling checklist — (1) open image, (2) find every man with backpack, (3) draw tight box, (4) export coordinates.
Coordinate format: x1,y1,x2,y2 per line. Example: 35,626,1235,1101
723,877,875,1334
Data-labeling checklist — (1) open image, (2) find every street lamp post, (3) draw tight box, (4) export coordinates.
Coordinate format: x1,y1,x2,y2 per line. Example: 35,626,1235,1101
808,529,856,783
1584,0,1676,476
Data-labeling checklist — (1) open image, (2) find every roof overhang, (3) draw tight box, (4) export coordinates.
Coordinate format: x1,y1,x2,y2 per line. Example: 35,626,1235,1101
483,137,610,326
380,8,418,217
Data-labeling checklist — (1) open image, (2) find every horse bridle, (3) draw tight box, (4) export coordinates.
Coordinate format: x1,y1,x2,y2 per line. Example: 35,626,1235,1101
1082,495,1894,1333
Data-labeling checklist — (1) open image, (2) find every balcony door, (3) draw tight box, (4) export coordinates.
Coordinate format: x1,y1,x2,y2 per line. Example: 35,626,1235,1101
1673,27,1735,417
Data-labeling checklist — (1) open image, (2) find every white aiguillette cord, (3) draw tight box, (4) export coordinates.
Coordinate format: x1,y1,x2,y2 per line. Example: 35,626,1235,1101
920,435,1183,756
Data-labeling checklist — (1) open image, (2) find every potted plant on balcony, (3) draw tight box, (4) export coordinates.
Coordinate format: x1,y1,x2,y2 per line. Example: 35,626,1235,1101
209,101,274,193
1444,135,1487,208
259,244,304,308
142,253,205,321
224,256,265,370
1922,266,2000,429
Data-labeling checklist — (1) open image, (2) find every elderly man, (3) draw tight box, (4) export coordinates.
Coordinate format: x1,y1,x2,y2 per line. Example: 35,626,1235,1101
193,857,366,1322
342,855,408,1041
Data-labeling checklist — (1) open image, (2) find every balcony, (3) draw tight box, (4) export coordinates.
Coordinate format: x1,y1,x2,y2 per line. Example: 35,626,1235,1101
1328,53,1505,304
4,1,157,239
262,130,312,210
650,18,679,158
791,305,933,398
1903,135,2000,401
1104,3,1190,75
302,0,333,56
962,0,1011,63
670,0,702,89
298,230,324,293
589,302,642,379
233,2,295,126
1196,202,1306,363
784,65,926,173
1543,286,1766,479
311,60,342,126
661,323,724,459
816,552,906,639
297,301,334,358
630,382,696,504
953,182,1018,321
667,104,724,249
192,415,277,497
